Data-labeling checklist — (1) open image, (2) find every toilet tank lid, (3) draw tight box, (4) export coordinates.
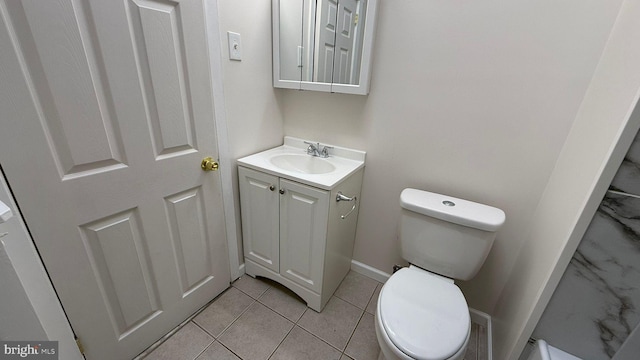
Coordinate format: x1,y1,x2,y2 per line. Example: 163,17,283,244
400,188,506,232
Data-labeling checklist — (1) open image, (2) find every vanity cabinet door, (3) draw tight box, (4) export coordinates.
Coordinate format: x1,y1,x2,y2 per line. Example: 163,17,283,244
279,179,329,293
239,167,280,273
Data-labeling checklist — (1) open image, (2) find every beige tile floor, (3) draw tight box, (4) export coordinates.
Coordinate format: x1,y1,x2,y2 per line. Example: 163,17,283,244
141,271,488,360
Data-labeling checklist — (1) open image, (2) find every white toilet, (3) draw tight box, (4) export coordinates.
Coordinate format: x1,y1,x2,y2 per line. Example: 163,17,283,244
375,188,505,360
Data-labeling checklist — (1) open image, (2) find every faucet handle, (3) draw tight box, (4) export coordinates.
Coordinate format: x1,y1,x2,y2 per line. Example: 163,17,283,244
303,141,317,155
320,146,333,158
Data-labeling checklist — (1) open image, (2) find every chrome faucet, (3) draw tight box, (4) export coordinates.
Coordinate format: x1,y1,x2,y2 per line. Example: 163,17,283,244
304,141,333,158
305,141,321,156
320,145,333,158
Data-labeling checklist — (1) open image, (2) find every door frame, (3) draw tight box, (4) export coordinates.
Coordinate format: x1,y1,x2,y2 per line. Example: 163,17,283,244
203,0,241,281
1,0,240,355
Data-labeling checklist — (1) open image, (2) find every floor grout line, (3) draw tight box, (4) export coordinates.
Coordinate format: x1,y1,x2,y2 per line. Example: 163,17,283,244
215,298,258,340
189,338,215,360
137,288,230,359
294,323,347,354
218,339,244,360
342,309,366,359
143,272,489,360
266,321,296,360
191,320,214,339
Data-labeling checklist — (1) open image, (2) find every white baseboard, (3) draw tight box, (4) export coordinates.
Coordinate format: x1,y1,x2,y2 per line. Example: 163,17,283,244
350,259,391,283
469,308,493,360
469,308,490,327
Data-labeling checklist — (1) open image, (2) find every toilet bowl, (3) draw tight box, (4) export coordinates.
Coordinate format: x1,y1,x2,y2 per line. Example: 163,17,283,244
375,266,470,360
374,189,505,360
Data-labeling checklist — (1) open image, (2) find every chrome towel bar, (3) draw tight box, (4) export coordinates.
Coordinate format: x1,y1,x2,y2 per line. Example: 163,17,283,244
336,192,357,219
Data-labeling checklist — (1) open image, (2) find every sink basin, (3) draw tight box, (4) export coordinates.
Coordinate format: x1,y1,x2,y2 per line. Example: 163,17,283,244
270,154,336,174
237,136,365,190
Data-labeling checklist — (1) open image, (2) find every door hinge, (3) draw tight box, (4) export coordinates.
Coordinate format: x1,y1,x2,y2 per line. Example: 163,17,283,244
75,337,85,355
354,14,359,25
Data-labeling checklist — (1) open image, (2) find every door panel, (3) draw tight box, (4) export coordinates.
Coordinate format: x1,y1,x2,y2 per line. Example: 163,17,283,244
0,0,229,359
13,0,128,178
80,209,161,336
129,0,199,158
165,187,214,294
238,167,280,272
279,179,329,293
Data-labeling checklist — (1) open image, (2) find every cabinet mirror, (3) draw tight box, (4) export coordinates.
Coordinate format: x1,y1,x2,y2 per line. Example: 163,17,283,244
273,0,378,95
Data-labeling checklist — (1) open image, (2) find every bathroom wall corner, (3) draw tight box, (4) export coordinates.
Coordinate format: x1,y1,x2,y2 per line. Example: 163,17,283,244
350,259,391,284
470,308,493,360
492,0,640,357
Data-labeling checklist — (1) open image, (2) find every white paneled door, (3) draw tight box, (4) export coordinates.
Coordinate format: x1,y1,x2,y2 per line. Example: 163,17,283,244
0,0,230,359
314,0,338,83
332,0,356,84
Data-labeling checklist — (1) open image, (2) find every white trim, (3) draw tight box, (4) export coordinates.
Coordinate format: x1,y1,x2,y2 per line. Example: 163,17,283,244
469,308,490,327
300,81,332,92
350,259,391,283
470,308,493,360
203,0,241,281
238,263,246,277
272,0,300,90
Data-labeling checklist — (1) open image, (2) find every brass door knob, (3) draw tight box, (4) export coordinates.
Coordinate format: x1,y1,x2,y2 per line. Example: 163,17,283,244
201,157,219,171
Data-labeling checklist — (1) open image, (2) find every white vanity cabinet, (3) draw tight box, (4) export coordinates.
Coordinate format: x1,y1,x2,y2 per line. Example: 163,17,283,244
238,165,364,311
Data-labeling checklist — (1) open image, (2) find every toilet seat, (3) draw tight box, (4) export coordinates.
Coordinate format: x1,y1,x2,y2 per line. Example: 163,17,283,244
378,267,470,360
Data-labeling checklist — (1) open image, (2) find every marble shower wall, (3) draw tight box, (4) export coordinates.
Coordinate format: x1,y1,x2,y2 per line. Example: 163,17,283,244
531,131,640,360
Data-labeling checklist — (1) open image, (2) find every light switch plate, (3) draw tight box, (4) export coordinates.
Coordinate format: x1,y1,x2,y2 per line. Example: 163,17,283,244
227,31,242,61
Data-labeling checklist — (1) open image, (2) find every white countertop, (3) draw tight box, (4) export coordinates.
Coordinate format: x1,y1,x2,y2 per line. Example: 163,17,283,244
237,137,366,190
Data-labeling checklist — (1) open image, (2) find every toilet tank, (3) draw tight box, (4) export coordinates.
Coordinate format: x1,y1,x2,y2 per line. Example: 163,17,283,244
399,189,505,281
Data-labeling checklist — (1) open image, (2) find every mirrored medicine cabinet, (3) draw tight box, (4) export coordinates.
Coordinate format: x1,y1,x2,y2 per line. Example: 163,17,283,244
273,0,378,95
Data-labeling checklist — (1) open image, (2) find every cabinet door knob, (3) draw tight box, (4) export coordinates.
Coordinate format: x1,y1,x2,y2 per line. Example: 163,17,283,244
269,185,276,191
279,189,285,195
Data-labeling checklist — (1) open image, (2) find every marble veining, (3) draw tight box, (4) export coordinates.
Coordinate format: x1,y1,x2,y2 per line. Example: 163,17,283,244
531,129,640,360
533,192,640,359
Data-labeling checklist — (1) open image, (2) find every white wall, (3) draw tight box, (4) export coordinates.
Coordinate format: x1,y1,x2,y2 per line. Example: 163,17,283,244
281,0,623,312
492,0,640,357
217,0,284,265
217,1,640,357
